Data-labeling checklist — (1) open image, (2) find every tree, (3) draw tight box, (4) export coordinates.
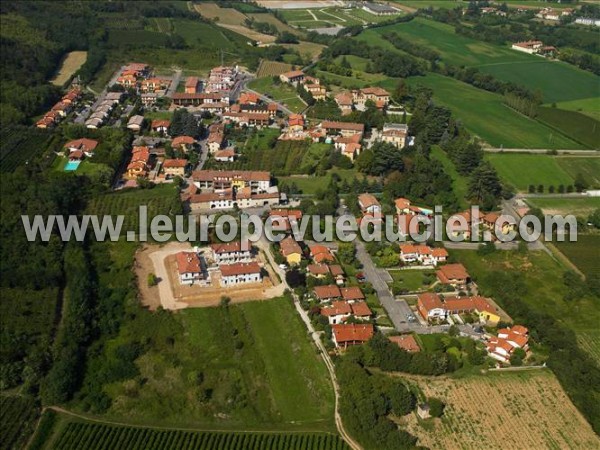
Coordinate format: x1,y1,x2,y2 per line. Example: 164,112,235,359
286,269,306,288
387,383,415,416
477,241,496,256
392,78,408,103
528,184,535,194
337,242,356,265
147,273,158,287
467,162,502,204
428,397,445,417
574,173,588,192
588,208,600,229
537,184,544,194
510,347,526,366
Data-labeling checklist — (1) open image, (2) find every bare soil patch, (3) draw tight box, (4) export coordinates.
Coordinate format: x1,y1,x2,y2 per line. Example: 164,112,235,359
50,51,87,86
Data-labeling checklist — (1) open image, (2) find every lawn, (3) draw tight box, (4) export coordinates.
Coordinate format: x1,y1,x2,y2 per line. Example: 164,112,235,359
525,197,600,217
451,249,600,358
536,107,600,150
485,153,575,192
247,77,306,112
398,73,582,149
430,145,469,208
95,298,335,431
316,69,388,89
362,17,600,104
278,169,364,196
388,269,434,292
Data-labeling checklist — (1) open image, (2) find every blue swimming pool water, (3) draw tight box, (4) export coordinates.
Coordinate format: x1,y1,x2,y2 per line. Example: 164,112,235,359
64,160,81,171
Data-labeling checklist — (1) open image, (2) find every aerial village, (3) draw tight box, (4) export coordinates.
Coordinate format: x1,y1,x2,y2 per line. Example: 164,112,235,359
42,60,534,368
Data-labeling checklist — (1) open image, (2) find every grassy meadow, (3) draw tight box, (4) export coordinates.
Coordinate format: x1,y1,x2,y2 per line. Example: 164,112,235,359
554,97,600,121
247,77,306,112
525,197,600,217
536,107,600,149
397,73,582,149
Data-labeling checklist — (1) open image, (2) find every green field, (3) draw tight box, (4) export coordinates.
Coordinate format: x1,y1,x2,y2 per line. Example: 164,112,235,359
554,234,600,279
316,69,388,89
486,154,600,191
0,395,40,450
536,107,600,150
388,269,434,292
85,184,180,235
247,77,306,112
0,126,55,172
397,73,582,149
525,197,600,217
278,169,365,196
452,249,600,360
554,97,600,122
485,154,574,191
87,297,334,430
41,419,348,450
362,18,600,104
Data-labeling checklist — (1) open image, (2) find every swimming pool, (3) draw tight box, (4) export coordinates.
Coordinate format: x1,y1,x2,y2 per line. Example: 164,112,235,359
64,160,81,171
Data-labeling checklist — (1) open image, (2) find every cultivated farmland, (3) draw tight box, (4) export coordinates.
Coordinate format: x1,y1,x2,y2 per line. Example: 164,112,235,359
554,234,600,279
50,51,88,86
256,60,293,78
396,74,582,149
361,17,600,104
536,107,600,149
525,197,600,217
0,395,39,450
401,371,600,449
45,422,349,450
0,126,55,172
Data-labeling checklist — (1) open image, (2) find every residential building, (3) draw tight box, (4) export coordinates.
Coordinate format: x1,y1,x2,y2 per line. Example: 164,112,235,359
314,285,341,302
176,251,207,285
172,92,229,107
436,263,470,288
309,244,335,264
287,114,305,133
64,138,99,157
141,92,158,107
269,208,303,232
140,78,170,93
331,324,374,349
341,286,365,302
329,265,345,285
321,301,352,324
185,76,200,94
191,170,272,193
186,187,279,212
575,17,600,27
126,146,151,179
389,335,421,353
334,92,354,115
279,70,305,85
381,123,408,148
172,135,196,152
208,130,225,153
211,241,252,265
353,87,390,109
162,159,187,177
215,149,236,162
511,40,543,54
417,292,499,325
239,92,260,105
151,119,170,134
280,236,303,265
358,193,381,214
321,120,364,137
220,262,262,286
399,244,448,266
307,264,331,278
487,325,529,364
127,115,145,132
304,83,327,101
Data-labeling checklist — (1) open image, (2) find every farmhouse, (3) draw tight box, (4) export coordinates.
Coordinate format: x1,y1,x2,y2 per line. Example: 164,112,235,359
220,262,262,287
211,241,252,265
176,251,208,285
436,263,470,288
353,87,390,109
280,236,303,265
511,40,543,54
362,2,399,15
162,159,187,177
331,324,374,349
358,193,381,214
381,123,408,148
64,138,98,157
279,70,304,85
389,335,421,353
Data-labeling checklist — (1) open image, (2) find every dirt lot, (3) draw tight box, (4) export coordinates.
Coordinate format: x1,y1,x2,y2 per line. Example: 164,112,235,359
136,242,284,310
50,51,87,86
393,371,600,449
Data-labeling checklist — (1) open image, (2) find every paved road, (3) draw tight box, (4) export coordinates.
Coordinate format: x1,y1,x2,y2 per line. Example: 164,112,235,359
165,69,182,98
484,148,599,155
516,192,593,199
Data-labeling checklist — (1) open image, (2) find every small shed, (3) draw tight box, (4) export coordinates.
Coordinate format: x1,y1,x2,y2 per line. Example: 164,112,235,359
417,403,431,420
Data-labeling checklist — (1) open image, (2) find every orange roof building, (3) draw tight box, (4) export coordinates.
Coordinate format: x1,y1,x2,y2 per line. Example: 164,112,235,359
332,324,374,348
389,335,421,353
436,263,469,287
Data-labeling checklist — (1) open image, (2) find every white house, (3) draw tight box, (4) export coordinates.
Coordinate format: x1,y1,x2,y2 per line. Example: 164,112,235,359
176,251,207,285
211,241,252,264
220,262,261,286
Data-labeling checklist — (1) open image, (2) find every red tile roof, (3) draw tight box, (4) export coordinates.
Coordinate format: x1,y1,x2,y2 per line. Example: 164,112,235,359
321,301,352,317
309,244,335,264
211,241,249,254
321,121,364,132
280,236,302,257
163,158,187,168
314,285,341,300
389,335,421,352
307,264,330,276
332,324,374,344
341,286,365,301
418,293,444,313
350,301,372,317
176,251,201,274
436,264,469,284
151,119,170,129
64,138,98,153
172,136,195,147
220,261,261,277
329,265,344,277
